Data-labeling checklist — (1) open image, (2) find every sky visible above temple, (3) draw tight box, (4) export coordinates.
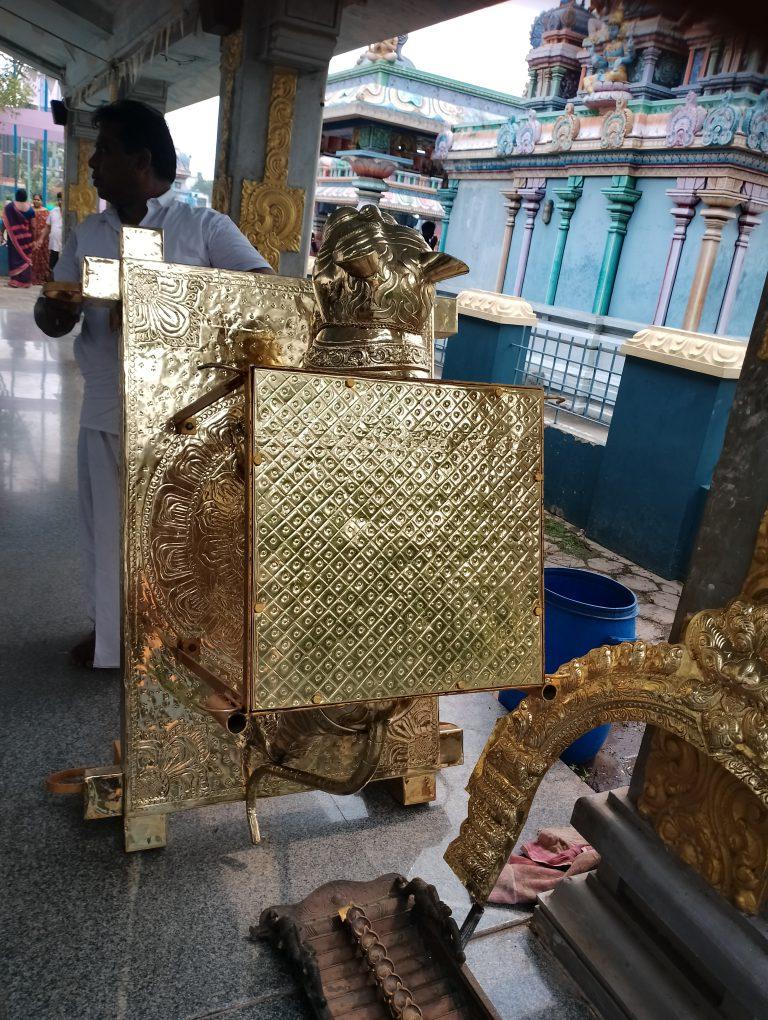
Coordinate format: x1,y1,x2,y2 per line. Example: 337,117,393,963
166,0,550,178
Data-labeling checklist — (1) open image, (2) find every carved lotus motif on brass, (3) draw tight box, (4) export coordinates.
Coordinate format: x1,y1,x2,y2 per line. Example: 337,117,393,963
144,397,246,670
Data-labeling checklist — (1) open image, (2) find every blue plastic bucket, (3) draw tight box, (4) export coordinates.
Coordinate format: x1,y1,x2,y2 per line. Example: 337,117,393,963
499,567,638,764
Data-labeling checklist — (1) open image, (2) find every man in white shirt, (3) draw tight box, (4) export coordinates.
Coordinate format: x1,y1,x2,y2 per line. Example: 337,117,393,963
35,100,272,669
48,192,63,274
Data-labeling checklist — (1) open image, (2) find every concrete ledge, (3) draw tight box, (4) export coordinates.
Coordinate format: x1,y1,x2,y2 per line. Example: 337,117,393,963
620,325,745,379
456,289,538,326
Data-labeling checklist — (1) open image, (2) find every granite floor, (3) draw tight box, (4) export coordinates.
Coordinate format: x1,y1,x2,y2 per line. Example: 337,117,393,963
0,284,596,1019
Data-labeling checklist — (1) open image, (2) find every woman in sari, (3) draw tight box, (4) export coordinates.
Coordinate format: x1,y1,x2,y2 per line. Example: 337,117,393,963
30,193,50,285
2,189,35,288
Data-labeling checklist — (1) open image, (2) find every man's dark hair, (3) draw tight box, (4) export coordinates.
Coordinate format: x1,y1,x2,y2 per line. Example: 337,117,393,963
15,188,27,202
56,191,62,200
421,220,436,240
93,100,177,183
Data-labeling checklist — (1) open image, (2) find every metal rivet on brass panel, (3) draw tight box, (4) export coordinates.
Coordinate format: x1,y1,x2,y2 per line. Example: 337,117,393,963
533,603,543,617
535,471,544,482
345,378,356,389
311,692,324,704
254,601,267,614
253,453,264,466
491,387,504,398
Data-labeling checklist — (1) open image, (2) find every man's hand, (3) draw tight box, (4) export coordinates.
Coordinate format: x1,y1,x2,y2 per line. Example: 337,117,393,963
34,282,83,338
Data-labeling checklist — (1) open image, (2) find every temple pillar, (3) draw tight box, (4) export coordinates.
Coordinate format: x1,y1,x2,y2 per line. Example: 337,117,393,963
339,151,411,210
592,175,641,316
653,177,703,326
527,67,538,98
511,179,545,297
545,175,584,305
437,181,459,252
682,178,741,332
211,0,343,275
716,184,768,335
640,46,662,85
494,183,523,292
62,106,98,238
550,67,564,97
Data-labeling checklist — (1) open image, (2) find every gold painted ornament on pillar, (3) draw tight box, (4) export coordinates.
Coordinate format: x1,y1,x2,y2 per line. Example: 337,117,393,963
67,140,98,225
239,68,304,272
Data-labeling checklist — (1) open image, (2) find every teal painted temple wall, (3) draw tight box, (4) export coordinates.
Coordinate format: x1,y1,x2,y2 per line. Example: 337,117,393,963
443,175,768,338
441,179,508,292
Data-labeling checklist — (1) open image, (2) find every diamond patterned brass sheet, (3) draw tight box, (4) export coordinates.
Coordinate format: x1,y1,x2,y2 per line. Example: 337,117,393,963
247,369,543,711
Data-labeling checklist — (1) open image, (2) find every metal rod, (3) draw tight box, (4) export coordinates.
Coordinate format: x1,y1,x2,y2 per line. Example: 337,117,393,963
172,643,247,734
458,903,485,949
169,373,244,432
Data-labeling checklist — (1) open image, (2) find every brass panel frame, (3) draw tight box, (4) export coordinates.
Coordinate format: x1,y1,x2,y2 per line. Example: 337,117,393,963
245,369,544,711
81,230,469,843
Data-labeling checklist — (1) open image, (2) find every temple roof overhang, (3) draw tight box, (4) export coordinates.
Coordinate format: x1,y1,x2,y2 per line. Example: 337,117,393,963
0,0,490,112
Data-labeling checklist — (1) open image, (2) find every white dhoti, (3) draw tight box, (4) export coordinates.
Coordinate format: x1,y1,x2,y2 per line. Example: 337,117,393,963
77,427,121,668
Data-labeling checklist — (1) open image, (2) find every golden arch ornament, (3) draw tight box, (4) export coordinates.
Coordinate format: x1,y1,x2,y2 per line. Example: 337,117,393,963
445,599,768,909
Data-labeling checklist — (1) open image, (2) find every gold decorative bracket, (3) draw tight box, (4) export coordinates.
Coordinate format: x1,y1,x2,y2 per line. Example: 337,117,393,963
67,139,98,225
239,67,304,272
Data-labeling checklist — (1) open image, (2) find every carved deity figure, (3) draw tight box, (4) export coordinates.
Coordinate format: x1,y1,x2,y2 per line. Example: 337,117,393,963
582,8,635,93
305,205,468,379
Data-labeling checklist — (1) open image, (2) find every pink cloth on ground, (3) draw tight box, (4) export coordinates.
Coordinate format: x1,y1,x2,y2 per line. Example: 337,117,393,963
488,825,600,906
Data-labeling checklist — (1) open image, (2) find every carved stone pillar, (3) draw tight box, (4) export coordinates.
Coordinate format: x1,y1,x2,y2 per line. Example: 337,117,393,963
550,67,565,98
437,181,459,253
211,0,343,275
592,175,641,316
653,177,704,326
641,46,662,85
494,183,523,292
545,175,584,305
716,184,768,335
511,179,546,297
339,151,411,211
682,178,741,333
63,106,98,238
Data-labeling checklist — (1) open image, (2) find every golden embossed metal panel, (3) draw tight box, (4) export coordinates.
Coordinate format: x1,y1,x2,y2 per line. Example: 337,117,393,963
114,256,447,821
247,369,543,710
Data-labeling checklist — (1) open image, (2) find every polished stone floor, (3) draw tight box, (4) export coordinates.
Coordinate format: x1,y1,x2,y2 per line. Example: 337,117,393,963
0,285,595,1019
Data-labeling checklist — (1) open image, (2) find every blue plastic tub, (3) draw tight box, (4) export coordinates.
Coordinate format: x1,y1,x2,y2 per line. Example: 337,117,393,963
499,567,638,764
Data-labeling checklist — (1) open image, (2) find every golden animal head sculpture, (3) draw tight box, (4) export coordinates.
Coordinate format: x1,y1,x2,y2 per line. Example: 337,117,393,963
304,205,468,379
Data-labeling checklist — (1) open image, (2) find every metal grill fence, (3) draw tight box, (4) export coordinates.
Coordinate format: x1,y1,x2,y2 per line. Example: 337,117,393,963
434,324,625,426
518,325,624,426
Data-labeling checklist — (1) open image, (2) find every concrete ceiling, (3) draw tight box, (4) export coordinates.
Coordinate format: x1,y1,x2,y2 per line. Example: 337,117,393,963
0,0,498,111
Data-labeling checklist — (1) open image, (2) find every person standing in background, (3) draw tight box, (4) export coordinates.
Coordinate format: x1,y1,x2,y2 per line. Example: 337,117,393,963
35,100,272,670
2,188,35,287
48,192,63,275
30,193,50,284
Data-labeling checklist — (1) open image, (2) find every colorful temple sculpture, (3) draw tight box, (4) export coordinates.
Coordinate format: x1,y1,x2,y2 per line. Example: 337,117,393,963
436,0,768,339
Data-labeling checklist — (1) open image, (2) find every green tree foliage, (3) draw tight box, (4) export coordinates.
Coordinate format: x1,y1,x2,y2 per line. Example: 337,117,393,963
0,56,34,112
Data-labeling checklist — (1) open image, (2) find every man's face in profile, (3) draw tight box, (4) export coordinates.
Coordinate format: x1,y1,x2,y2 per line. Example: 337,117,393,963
89,121,145,207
